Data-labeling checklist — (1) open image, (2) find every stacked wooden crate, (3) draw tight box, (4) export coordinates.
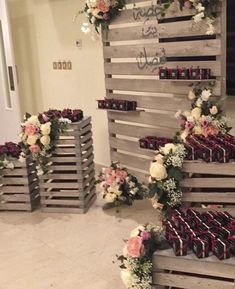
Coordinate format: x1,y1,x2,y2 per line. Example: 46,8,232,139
181,161,235,215
152,249,235,289
0,157,40,211
40,116,96,213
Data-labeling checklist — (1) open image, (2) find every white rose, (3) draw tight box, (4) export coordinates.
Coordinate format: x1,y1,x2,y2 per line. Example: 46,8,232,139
196,3,205,12
40,135,50,146
130,225,145,237
120,270,133,288
188,90,196,100
104,193,117,203
27,115,40,125
149,162,167,181
210,105,218,115
161,143,176,155
186,115,194,123
191,107,201,120
180,130,188,142
41,122,51,136
154,154,164,164
196,98,203,107
27,135,38,145
193,126,203,135
201,89,212,101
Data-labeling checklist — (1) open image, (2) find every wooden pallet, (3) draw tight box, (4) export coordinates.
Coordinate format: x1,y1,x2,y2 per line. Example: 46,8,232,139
0,157,40,211
40,116,96,213
152,249,235,289
181,160,235,215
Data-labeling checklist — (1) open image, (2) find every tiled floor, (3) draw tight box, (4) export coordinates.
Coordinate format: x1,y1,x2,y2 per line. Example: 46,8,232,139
0,195,159,289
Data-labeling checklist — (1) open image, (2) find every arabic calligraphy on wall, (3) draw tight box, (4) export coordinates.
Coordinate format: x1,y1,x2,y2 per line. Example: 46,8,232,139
136,48,167,71
133,5,165,21
142,19,159,38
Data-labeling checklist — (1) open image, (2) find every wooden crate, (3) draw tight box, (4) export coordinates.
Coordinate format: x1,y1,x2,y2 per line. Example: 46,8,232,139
40,116,96,213
0,157,40,211
181,161,235,215
152,249,235,289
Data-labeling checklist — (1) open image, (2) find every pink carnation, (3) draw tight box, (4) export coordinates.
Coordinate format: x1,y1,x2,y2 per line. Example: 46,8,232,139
29,145,41,153
203,126,219,137
140,230,151,241
127,236,143,258
25,123,37,136
97,0,109,12
105,167,113,175
107,175,116,185
184,1,192,9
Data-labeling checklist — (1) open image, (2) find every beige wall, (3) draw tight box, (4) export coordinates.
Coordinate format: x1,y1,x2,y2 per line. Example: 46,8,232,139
8,0,110,166
7,0,235,165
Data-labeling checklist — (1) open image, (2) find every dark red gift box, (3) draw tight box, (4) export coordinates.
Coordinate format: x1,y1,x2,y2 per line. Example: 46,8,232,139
213,238,231,260
172,236,188,256
193,238,209,258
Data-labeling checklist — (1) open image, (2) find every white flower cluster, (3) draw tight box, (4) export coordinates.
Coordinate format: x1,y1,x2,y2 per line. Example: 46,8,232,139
165,144,186,167
162,178,177,193
167,189,182,207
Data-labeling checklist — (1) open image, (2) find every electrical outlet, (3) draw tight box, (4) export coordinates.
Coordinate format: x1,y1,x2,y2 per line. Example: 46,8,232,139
76,39,82,49
53,62,57,69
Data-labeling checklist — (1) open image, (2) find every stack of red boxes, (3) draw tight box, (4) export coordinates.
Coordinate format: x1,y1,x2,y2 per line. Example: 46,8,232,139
139,136,173,150
159,67,212,80
164,209,235,260
97,99,137,111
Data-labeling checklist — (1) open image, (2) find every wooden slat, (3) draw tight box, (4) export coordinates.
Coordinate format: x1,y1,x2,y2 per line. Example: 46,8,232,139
108,111,179,129
103,39,221,58
107,93,190,111
109,136,153,158
183,161,235,176
153,249,235,279
108,121,176,138
104,61,221,76
111,151,150,171
181,178,235,188
182,192,235,203
153,272,235,289
105,19,221,42
0,203,32,211
105,78,221,96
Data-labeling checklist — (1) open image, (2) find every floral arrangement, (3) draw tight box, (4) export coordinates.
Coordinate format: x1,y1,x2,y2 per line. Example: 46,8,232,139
77,0,126,34
96,162,146,206
163,0,220,35
118,224,166,289
20,113,70,175
0,142,22,171
175,84,230,142
148,143,186,213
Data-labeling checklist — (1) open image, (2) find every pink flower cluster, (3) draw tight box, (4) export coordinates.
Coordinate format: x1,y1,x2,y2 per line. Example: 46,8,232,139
126,230,151,258
99,166,128,188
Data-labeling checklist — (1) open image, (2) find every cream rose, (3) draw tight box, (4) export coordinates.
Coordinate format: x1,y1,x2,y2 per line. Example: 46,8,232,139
40,135,50,146
27,135,38,146
180,130,188,142
104,193,117,203
191,107,202,120
107,186,122,197
193,126,203,135
27,115,40,125
154,154,164,164
196,98,203,107
161,143,176,155
188,90,196,100
41,122,51,136
120,270,133,288
201,89,211,101
210,105,218,115
130,225,145,237
149,162,167,180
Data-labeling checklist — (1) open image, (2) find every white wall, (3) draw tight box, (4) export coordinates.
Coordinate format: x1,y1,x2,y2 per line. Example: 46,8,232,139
7,0,235,164
8,0,110,166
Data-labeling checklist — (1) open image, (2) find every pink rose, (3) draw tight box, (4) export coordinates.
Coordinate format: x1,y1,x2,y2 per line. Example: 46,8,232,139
29,144,41,153
25,123,37,136
107,175,115,185
184,1,191,9
203,126,219,137
185,121,194,130
116,170,128,181
140,230,151,241
105,167,113,175
97,0,109,12
127,236,143,258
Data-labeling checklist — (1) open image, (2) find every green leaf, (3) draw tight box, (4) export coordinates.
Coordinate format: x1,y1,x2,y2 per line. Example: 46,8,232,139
148,182,158,198
168,167,184,181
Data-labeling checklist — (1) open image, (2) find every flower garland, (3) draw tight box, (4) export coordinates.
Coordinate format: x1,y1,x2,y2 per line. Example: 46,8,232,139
20,113,71,176
118,224,166,289
77,0,126,34
0,142,22,172
162,0,220,35
96,162,147,206
175,84,230,142
148,143,186,213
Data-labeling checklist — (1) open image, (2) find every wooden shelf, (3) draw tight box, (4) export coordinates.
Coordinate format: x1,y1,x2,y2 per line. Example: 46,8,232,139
159,79,216,82
97,109,144,113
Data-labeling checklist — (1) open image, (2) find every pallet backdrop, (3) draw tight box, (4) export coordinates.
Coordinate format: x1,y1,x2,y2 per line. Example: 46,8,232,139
102,0,226,182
